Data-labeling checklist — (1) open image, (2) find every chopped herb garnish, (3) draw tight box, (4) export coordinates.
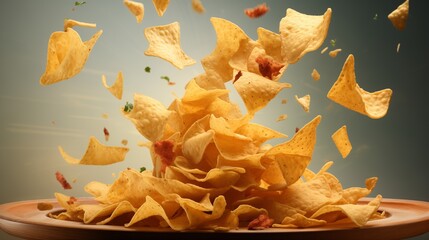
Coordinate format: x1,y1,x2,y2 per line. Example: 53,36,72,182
140,167,146,173
160,76,170,82
123,101,133,112
373,13,378,21
330,39,336,47
74,1,86,6
144,66,151,73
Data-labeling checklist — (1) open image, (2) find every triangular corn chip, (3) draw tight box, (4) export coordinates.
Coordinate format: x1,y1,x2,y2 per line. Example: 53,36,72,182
58,136,129,165
144,22,195,69
295,94,311,112
279,8,332,63
331,125,352,159
388,0,409,31
152,0,170,16
101,71,123,100
327,54,393,119
40,28,102,85
123,0,144,23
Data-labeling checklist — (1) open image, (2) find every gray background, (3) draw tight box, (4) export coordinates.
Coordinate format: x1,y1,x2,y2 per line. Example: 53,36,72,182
1,0,428,239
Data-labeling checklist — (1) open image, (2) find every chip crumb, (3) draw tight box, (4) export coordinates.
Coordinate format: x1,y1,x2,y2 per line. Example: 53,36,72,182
295,94,311,112
281,99,287,104
191,0,205,13
396,43,401,53
321,46,328,54
311,68,320,81
244,3,269,18
101,113,109,119
37,202,54,211
329,48,342,58
123,0,144,23
276,114,288,122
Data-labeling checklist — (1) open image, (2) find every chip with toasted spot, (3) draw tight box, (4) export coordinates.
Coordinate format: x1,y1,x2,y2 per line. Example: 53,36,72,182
331,125,352,159
123,0,144,23
152,0,170,16
63,19,96,31
101,71,123,100
144,22,195,69
388,0,409,31
327,54,393,119
295,94,311,112
279,8,332,63
58,136,129,165
40,28,102,86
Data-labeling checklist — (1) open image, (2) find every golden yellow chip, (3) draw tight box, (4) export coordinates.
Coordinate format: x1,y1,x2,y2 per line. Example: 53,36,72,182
261,115,321,186
123,0,144,23
123,93,171,142
295,94,310,112
388,0,409,31
40,28,102,86
101,71,123,100
63,19,96,31
329,48,342,58
201,17,250,81
58,136,129,165
331,125,352,159
256,27,283,63
152,0,170,16
144,22,195,69
327,54,393,119
311,68,320,81
279,8,332,63
191,0,205,13
234,71,291,114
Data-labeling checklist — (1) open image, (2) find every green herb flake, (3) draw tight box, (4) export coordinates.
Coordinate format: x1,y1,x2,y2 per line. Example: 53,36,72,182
160,76,170,82
140,167,146,173
330,39,336,47
123,101,133,112
74,1,86,6
145,66,151,73
373,13,378,21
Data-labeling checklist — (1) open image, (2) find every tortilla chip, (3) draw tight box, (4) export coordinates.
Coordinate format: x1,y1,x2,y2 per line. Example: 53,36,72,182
152,0,170,16
101,71,123,100
331,125,352,159
234,71,291,114
279,8,332,63
123,0,144,23
144,22,195,69
58,136,129,165
191,0,205,13
311,69,320,81
63,19,96,31
388,0,409,31
295,94,310,112
40,28,103,85
327,54,393,119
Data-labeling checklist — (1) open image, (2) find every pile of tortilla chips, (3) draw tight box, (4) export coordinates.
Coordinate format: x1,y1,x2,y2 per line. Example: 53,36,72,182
45,5,392,231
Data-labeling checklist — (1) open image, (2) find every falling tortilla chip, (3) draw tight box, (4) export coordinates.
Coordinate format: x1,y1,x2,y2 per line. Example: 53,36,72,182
152,0,170,16
58,136,129,165
101,71,124,100
191,0,205,13
63,19,96,31
279,8,332,64
388,0,409,31
327,54,393,119
123,0,144,23
295,94,310,112
40,28,103,86
311,69,320,81
329,48,342,58
332,125,352,159
144,22,195,69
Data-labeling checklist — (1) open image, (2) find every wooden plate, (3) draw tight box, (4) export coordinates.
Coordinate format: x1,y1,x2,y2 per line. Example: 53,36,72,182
1,197,428,240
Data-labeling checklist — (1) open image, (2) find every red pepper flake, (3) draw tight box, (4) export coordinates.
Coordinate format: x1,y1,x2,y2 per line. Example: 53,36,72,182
255,56,284,80
244,3,269,18
153,140,175,173
66,196,78,205
233,70,242,83
55,171,72,190
103,127,110,141
295,127,300,133
248,213,274,230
